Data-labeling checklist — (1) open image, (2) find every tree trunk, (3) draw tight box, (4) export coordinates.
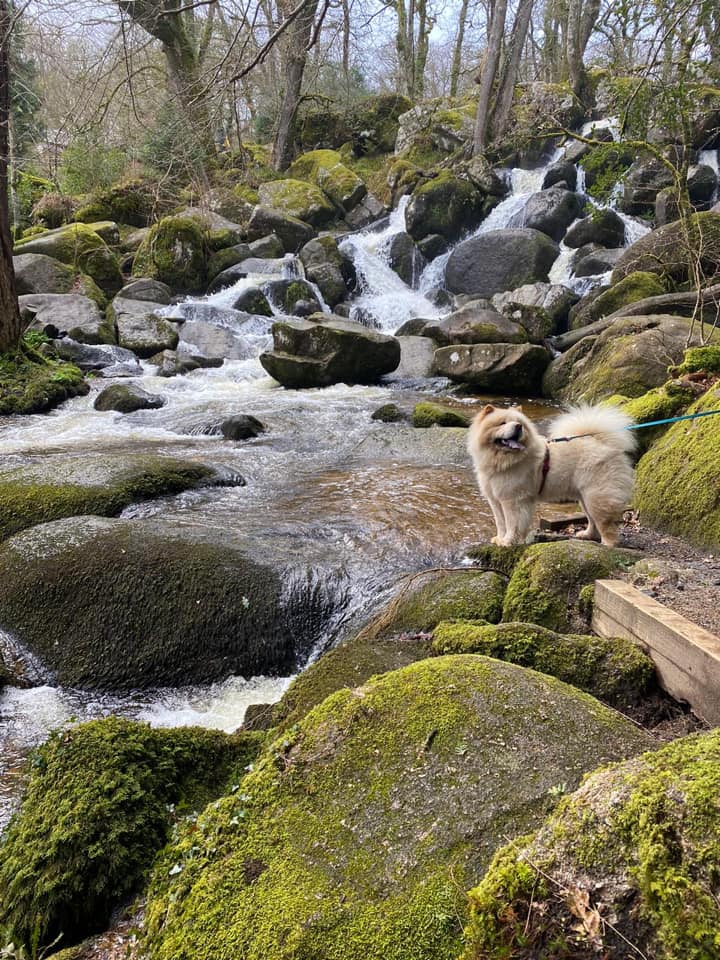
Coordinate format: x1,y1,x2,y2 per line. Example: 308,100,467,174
567,0,601,96
449,0,471,96
271,0,318,170
473,0,508,154
490,0,535,139
0,0,21,355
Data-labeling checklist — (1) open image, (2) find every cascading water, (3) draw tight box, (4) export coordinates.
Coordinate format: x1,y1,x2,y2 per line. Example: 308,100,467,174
699,148,720,202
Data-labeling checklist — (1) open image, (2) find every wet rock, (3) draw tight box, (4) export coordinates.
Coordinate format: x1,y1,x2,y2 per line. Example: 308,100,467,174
139,656,653,960
509,188,585,242
177,319,248,362
19,293,115,345
572,247,624,277
621,158,675,214
230,287,273,316
445,228,560,298
206,263,248,294
299,237,355,307
406,171,489,242
395,316,431,336
118,278,173,304
260,315,400,388
655,186,681,226
371,402,407,422
564,208,626,248
394,335,436,378
343,193,386,230
52,337,141,372
110,296,179,358
13,253,75,295
416,233,448,260
264,278,322,315
687,163,717,204
0,516,296,688
207,243,254,281
563,126,613,163
384,231,427,285
491,283,578,339
422,303,528,346
541,161,577,191
147,349,204,377
248,234,284,258
220,414,266,440
434,341,551,393
93,383,165,413
246,207,316,252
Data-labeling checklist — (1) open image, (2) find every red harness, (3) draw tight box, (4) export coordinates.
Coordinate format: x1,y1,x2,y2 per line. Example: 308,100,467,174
538,446,551,495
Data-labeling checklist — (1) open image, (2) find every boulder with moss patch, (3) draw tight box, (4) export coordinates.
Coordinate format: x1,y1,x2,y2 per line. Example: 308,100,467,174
14,223,123,296
258,179,337,227
431,621,655,708
464,729,720,960
0,717,262,952
611,212,720,286
140,655,652,960
0,350,88,415
109,296,179,357
412,401,469,428
131,216,207,293
73,176,161,227
20,293,115,345
569,271,668,330
502,540,639,632
609,380,698,452
289,150,367,212
406,171,489,243
246,206,316,252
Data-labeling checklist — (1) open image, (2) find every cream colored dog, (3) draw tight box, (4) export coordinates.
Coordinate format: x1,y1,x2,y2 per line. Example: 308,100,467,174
467,403,636,547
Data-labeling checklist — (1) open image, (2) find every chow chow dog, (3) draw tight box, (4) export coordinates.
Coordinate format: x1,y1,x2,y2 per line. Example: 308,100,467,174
467,403,636,547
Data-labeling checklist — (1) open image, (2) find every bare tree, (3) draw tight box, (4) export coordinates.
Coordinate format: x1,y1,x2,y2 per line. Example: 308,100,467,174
0,0,21,354
271,0,320,169
472,0,507,154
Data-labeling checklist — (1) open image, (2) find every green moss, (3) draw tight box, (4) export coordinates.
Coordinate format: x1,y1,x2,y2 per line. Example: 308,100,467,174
412,402,469,428
612,212,720,286
288,150,366,211
131,216,207,293
572,271,668,329
502,540,639,632
407,170,485,241
674,345,720,376
257,178,336,226
207,245,247,280
431,621,655,707
0,346,88,415
73,177,162,227
371,402,406,422
463,544,528,578
464,729,720,959
140,656,651,960
582,142,635,203
635,384,720,548
0,456,216,541
233,184,260,205
0,717,263,951
14,223,123,295
610,382,695,452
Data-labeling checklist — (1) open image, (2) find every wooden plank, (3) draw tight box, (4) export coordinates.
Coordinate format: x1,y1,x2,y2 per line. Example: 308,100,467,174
538,512,587,531
592,580,720,725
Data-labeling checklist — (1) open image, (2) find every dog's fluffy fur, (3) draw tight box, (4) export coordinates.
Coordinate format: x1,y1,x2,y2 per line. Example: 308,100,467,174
467,403,636,546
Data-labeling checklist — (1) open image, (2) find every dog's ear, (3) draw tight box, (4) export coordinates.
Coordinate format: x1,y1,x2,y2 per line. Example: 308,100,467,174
480,404,495,416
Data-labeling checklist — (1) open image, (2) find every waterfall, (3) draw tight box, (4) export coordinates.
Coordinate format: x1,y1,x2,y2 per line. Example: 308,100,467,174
699,149,720,202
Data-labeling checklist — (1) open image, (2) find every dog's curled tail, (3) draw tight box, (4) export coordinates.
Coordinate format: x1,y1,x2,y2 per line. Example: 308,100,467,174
549,403,637,453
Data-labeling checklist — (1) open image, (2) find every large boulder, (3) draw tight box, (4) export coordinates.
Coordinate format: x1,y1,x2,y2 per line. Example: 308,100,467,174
93,383,166,413
118,278,173,304
445,228,559,297
246,205,316,251
140,656,652,960
621,157,676,214
422,303,528,345
260,315,400,388
0,515,303,687
52,338,142,373
131,216,207,293
687,162,718,204
509,188,585,242
384,231,427,285
434,342,551,393
569,270,668,329
109,296,179,357
405,171,490,242
635,383,720,549
258,179,336,227
264,278,322,315
0,718,261,952
611,212,720,285
19,293,115,345
177,318,258,362
13,253,75,295
466,729,720,960
14,223,123,295
572,247,624,277
299,235,355,307
395,98,477,156
288,150,367,212
564,208,626,248
541,161,577,190
491,282,578,340
544,314,713,401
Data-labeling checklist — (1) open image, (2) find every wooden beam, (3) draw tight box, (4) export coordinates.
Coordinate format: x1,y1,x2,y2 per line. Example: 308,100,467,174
593,580,720,725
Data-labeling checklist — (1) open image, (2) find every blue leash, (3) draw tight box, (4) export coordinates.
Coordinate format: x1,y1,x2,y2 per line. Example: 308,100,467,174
549,407,720,443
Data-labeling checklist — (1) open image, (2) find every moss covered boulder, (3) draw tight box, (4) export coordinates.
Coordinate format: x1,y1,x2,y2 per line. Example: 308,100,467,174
0,718,262,951
141,656,652,960
0,350,88,415
609,379,698,452
635,383,720,548
464,729,720,960
13,253,76,295
412,401,469,428
132,216,207,293
406,171,489,243
289,149,367,212
502,540,638,632
0,516,296,687
73,176,160,227
432,621,655,708
569,270,668,330
611,211,720,286
258,179,336,227
14,223,123,296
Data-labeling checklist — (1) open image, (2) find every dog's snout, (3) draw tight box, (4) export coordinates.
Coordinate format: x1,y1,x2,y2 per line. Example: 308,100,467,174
509,422,523,440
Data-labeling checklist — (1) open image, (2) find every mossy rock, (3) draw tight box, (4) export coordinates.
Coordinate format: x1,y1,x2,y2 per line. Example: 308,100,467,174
258,179,337,227
406,170,487,242
464,729,720,959
431,621,655,708
0,717,263,951
0,350,88,416
0,516,298,688
371,402,407,422
73,177,160,227
0,454,217,541
132,216,208,293
288,150,367,212
14,223,123,296
611,212,720,286
365,569,506,638
674,344,720,376
502,540,639,632
635,384,720,548
609,381,697,452
412,401,469,428
464,543,528,578
570,271,668,330
141,656,652,960
348,93,413,154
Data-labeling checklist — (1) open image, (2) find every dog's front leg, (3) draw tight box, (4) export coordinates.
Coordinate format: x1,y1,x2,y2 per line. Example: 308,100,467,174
500,499,536,545
484,491,507,545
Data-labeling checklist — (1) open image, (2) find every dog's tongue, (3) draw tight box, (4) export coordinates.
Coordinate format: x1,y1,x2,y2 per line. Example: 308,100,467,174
506,439,524,450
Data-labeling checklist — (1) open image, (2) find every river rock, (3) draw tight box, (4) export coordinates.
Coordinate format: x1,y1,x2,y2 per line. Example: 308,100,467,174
343,193,386,230
13,253,75,295
572,247,624,277
260,315,400,388
52,338,142,373
541,161,578,191
13,223,123,295
118,278,173,304
434,342,551,393
621,158,675,214
687,162,718,204
0,516,302,688
416,233,448,260
611,212,720,284
491,283,578,339
19,293,115,345
230,287,273,315
405,170,488,242
422,303,528,345
384,231,427,285
93,383,166,413
207,243,254,281
246,206,316,252
445,228,560,298
299,236,355,307
264,278,322,315
176,319,253,362
220,414,266,440
509,188,585,242
138,655,653,960
393,335,436,378
564,208,626,248
109,296,179,357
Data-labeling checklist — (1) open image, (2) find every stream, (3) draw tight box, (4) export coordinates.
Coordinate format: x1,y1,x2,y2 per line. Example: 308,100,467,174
0,143,674,828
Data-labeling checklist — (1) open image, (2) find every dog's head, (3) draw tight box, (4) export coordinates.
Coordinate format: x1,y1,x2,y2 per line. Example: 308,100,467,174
469,404,531,456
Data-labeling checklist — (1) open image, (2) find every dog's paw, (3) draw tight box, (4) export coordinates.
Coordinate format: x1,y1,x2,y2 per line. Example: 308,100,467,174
490,535,503,545
575,527,600,542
